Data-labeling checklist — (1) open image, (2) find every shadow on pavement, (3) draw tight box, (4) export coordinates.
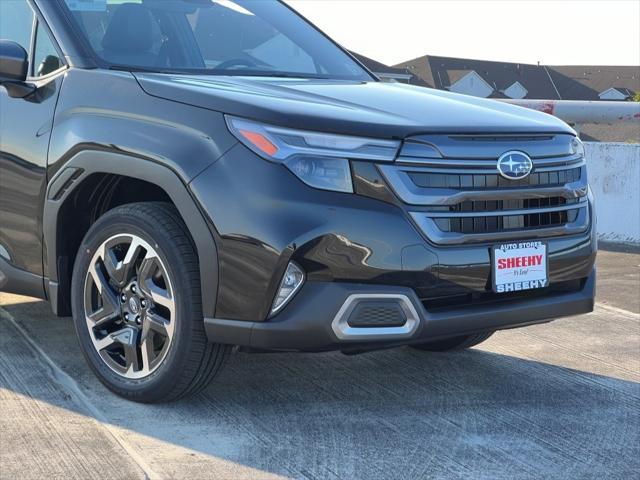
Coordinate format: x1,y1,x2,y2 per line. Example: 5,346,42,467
1,298,639,480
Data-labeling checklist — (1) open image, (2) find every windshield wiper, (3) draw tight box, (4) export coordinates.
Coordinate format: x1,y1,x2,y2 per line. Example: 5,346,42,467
109,65,179,74
109,65,339,80
207,70,332,80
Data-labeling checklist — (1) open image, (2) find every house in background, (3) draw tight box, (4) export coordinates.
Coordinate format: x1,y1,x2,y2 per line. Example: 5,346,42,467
446,70,494,97
394,55,565,100
352,52,638,141
599,87,636,101
547,65,639,101
391,55,639,142
350,52,416,83
392,55,639,103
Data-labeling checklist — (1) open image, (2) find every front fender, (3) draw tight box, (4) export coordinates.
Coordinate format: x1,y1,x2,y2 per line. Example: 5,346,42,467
43,150,220,318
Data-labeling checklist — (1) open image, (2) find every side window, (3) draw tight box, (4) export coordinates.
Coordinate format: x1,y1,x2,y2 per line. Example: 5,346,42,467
0,0,35,52
33,22,63,77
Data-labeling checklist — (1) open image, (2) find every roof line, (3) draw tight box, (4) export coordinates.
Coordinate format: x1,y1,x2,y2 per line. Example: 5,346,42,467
543,66,562,100
450,70,494,94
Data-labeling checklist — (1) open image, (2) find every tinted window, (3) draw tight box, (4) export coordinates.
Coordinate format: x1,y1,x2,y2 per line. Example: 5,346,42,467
62,0,371,80
0,0,34,52
33,22,63,77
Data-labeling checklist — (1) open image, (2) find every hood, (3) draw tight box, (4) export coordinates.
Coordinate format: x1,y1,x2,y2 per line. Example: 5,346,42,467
135,74,575,139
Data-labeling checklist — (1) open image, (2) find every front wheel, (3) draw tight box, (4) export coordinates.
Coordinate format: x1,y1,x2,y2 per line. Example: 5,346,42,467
71,202,228,403
409,332,495,352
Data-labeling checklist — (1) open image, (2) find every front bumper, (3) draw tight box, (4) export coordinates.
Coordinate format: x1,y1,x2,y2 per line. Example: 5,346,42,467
205,268,595,352
192,141,597,347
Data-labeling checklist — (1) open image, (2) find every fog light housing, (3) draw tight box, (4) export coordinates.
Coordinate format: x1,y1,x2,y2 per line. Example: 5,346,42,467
271,262,305,315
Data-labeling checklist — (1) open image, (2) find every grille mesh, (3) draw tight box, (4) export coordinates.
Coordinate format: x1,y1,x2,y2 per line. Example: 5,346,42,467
447,197,581,213
433,209,580,234
347,303,407,328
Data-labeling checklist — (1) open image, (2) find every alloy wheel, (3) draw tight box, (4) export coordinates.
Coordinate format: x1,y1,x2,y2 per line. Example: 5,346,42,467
83,234,175,379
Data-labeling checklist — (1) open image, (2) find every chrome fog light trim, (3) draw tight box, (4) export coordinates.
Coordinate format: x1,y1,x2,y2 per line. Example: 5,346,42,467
331,294,421,341
270,262,305,315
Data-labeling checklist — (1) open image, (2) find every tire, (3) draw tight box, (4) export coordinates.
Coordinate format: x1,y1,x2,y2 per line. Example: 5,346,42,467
409,332,495,352
71,202,228,403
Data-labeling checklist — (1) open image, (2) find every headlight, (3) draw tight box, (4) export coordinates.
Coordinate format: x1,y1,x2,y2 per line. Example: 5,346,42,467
226,116,400,193
571,137,585,157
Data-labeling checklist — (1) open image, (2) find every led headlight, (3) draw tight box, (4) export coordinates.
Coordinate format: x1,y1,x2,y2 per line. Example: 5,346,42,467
226,116,400,193
571,137,585,157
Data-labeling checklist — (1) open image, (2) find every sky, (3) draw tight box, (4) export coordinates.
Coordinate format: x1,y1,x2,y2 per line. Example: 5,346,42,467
285,0,640,67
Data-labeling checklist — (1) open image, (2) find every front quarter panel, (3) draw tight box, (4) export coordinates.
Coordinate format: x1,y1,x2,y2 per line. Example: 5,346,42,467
48,69,237,180
45,68,238,316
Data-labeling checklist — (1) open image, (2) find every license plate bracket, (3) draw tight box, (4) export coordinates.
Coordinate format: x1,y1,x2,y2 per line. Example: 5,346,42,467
492,241,548,293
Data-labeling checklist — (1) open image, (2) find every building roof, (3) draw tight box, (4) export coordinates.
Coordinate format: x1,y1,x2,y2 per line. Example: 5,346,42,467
394,55,639,101
547,65,640,100
613,87,636,97
394,55,436,88
351,52,411,75
395,55,561,99
445,69,473,85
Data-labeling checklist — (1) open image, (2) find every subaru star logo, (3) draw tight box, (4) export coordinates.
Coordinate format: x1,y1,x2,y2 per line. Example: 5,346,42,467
497,151,533,180
128,297,140,315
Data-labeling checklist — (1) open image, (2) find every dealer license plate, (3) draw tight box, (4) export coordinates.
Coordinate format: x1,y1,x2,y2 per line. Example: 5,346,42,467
492,241,548,293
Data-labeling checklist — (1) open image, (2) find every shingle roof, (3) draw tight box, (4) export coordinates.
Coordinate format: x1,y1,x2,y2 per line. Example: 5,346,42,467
446,69,476,85
394,55,561,99
548,66,640,100
350,52,411,76
350,52,430,86
394,55,639,101
394,56,435,88
612,87,636,97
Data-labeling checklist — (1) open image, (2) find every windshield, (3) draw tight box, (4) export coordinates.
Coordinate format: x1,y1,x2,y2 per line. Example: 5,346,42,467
61,0,373,80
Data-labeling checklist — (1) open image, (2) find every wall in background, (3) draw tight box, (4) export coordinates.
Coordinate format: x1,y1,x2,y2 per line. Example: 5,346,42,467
586,143,640,244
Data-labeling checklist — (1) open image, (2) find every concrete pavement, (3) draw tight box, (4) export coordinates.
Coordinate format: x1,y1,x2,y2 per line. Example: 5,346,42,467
1,249,638,480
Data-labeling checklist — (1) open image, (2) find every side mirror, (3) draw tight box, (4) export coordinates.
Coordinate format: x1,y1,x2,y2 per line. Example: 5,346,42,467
0,40,29,82
0,40,36,98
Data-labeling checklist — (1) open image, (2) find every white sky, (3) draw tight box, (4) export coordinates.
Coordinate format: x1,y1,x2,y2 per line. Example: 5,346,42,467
285,0,640,66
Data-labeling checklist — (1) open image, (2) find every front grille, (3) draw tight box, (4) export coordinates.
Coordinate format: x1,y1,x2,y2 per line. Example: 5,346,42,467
433,209,580,234
445,197,581,213
379,134,590,245
407,168,581,190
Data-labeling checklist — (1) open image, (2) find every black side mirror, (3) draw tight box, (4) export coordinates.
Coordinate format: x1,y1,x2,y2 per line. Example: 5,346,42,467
0,40,28,82
0,40,36,98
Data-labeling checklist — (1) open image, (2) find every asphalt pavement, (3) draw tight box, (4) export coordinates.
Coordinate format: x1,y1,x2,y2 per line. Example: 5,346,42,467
1,248,638,480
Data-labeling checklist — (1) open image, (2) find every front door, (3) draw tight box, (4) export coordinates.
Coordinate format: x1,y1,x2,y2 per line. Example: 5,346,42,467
0,0,66,279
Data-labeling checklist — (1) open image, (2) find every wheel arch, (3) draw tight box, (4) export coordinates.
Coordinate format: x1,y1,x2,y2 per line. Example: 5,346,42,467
44,149,219,318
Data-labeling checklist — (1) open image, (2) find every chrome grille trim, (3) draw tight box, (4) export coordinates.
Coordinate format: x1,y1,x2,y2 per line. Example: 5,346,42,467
401,133,575,159
384,134,589,245
420,199,587,218
409,206,589,245
394,157,584,173
379,164,588,206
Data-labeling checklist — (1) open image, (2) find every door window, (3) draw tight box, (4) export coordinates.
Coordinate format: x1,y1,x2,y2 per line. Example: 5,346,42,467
33,22,63,77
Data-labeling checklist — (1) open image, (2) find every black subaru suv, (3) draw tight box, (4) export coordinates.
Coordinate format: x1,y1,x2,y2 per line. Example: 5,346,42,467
0,0,595,403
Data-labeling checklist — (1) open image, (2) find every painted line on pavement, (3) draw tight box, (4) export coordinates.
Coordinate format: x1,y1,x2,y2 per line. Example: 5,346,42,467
595,302,640,320
0,306,162,480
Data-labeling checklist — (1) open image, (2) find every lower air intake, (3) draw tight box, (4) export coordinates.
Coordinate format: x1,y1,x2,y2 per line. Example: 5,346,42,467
347,301,407,328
